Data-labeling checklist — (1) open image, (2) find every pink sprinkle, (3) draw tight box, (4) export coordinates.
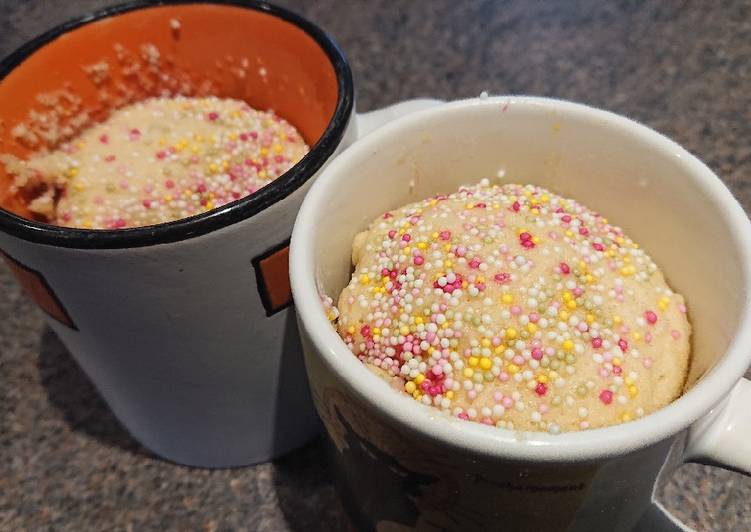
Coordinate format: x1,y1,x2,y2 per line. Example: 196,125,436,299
481,417,494,425
573,287,584,297
599,390,613,404
165,179,175,189
439,230,452,240
156,150,167,160
494,272,511,284
207,111,219,121
493,391,503,402
531,348,543,360
612,365,623,376
643,357,653,369
129,128,141,140
413,256,424,266
114,218,127,228
502,397,514,408
467,390,477,400
402,234,411,242
599,368,609,378
579,227,589,236
592,337,603,348
469,258,481,269
561,214,572,223
458,412,469,420
577,322,588,332
142,199,151,208
559,262,570,274
679,304,687,313
644,332,653,344
61,213,71,222
618,338,629,352
539,404,549,413
499,372,509,382
430,363,442,377
535,383,547,396
671,330,682,340
510,305,521,316
512,201,521,212
513,355,525,365
99,134,109,144
388,230,397,239
645,310,658,324
592,242,605,251
529,312,539,323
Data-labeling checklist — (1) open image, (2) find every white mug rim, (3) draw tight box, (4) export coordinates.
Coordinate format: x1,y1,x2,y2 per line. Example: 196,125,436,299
290,96,751,462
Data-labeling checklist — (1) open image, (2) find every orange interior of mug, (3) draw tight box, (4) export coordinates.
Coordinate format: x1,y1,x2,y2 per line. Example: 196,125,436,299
0,3,339,220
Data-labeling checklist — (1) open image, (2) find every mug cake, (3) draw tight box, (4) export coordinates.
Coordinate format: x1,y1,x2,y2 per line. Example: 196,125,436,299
330,179,691,434
3,96,308,229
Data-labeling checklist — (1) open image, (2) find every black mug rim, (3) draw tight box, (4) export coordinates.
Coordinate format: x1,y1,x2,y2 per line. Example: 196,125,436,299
0,0,354,249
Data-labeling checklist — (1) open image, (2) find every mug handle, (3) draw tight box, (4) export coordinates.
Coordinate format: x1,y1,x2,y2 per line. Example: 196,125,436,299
684,377,751,473
356,98,443,138
635,378,751,531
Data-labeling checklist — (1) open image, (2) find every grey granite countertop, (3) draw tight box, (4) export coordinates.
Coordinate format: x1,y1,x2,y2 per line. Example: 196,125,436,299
1,1,751,530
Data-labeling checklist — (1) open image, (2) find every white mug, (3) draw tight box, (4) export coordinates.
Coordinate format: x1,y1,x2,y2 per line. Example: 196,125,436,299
0,0,438,467
290,96,751,530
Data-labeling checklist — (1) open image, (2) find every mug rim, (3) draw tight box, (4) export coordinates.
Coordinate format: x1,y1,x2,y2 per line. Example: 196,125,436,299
0,0,354,249
290,95,751,462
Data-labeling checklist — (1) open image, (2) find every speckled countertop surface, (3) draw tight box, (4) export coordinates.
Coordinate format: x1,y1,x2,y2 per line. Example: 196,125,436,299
1,1,750,530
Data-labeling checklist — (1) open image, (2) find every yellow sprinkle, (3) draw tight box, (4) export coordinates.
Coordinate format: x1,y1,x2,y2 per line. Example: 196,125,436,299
405,381,416,394
562,340,574,352
445,260,453,268
209,163,218,174
562,292,573,302
537,374,548,384
632,331,641,341
586,313,595,323
347,326,355,334
273,144,283,154
164,195,173,202
444,244,452,252
205,201,215,210
479,357,492,370
565,230,574,238
586,274,594,284
613,357,622,366
468,356,479,367
507,364,520,374
494,346,505,355
566,300,577,310
481,338,491,348
372,327,381,336
260,148,269,156
414,373,425,385
415,316,424,325
613,315,622,324
527,323,537,334
506,328,518,340
559,310,569,320
82,220,93,229
541,194,549,203
412,390,421,399
446,391,454,399
229,132,238,141
532,236,541,244
501,294,514,304
622,413,632,422
417,242,428,250
359,274,370,285
73,183,84,191
427,347,435,355
403,246,411,254
431,232,439,240
399,325,409,336
463,368,474,378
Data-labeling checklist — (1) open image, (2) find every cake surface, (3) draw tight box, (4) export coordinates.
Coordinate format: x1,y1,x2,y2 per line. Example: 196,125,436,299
334,180,691,433
4,96,308,229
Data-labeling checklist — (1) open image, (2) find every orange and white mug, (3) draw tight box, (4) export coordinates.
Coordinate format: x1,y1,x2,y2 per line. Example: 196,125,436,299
0,0,438,467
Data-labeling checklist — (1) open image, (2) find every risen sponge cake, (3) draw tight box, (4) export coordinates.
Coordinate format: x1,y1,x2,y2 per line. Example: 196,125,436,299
334,180,691,434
